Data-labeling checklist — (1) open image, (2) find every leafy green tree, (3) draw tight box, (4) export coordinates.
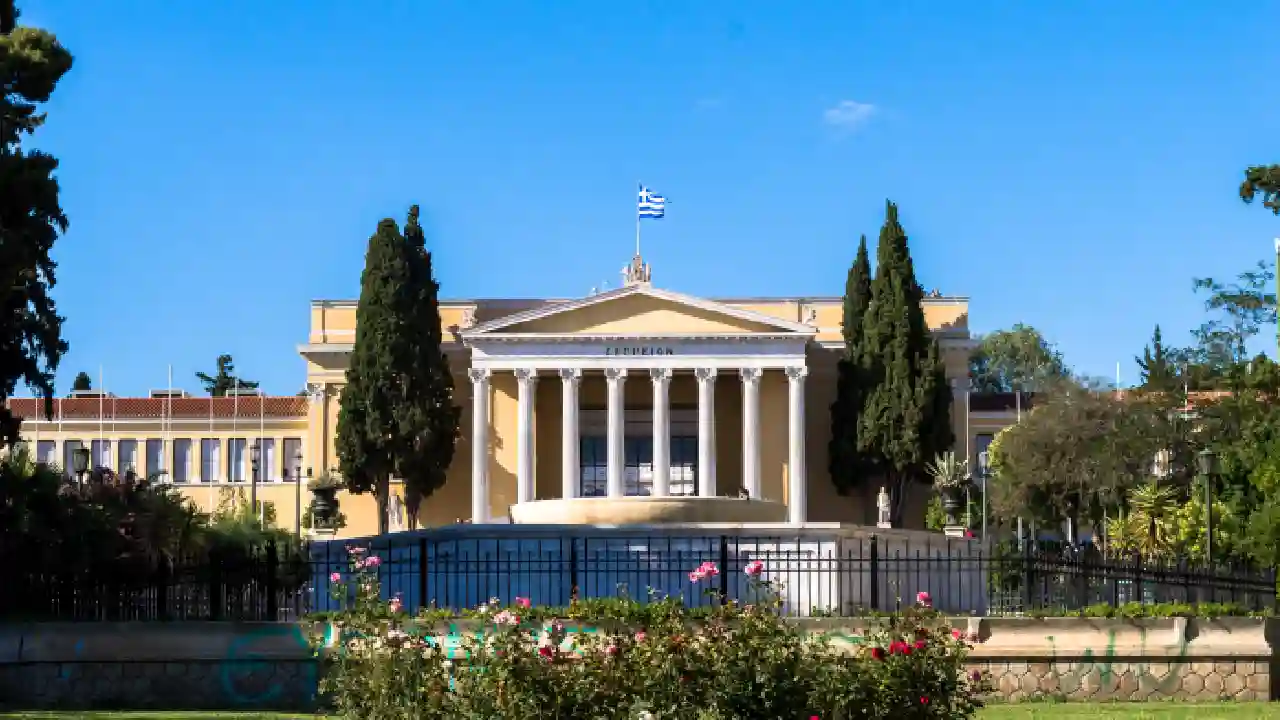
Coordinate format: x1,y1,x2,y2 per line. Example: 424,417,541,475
1240,165,1280,214
856,201,953,522
989,386,1191,527
1136,325,1179,393
70,371,91,392
968,324,1069,393
394,206,460,530
196,354,259,396
828,234,874,497
0,2,74,446
1191,261,1275,371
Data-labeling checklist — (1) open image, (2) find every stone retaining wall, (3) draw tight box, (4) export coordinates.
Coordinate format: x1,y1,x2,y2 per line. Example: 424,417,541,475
0,617,1273,710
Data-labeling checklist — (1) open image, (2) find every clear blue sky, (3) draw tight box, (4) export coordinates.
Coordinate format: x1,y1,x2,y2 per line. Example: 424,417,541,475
20,1,1280,396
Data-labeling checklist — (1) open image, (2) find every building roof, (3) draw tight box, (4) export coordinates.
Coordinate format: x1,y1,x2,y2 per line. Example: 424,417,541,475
9,396,309,421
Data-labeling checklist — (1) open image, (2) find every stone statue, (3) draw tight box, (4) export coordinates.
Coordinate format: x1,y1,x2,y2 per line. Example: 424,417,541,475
876,487,892,528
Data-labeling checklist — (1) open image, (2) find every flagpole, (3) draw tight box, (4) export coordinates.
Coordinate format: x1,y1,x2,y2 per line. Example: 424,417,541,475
98,366,104,470
635,181,641,257
167,365,173,482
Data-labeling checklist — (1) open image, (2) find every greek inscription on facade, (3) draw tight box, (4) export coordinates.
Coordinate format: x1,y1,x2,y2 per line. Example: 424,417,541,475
603,346,676,356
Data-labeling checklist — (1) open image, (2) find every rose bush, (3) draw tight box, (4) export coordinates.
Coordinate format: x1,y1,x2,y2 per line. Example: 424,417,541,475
316,547,990,719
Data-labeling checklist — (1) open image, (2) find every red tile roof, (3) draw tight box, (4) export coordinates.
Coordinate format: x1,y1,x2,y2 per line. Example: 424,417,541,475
8,396,309,420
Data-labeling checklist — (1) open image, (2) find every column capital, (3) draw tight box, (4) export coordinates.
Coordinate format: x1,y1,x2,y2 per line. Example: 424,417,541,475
649,367,673,382
515,368,539,383
605,367,628,381
559,368,582,382
740,367,763,383
468,367,491,384
785,366,809,381
695,367,718,382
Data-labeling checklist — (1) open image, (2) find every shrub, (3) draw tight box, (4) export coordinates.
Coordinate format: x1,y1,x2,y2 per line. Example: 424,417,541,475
316,550,990,719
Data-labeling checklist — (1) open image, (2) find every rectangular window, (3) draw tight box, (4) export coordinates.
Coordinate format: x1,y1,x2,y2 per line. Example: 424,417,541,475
282,437,303,481
145,439,165,479
36,440,56,467
63,440,82,479
257,438,277,482
975,434,995,467
228,438,246,482
579,436,607,497
117,440,138,475
201,438,221,483
91,439,110,471
172,439,192,484
669,436,698,496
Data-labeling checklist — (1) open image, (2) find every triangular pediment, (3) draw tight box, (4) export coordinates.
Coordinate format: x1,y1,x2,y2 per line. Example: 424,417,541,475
463,285,814,338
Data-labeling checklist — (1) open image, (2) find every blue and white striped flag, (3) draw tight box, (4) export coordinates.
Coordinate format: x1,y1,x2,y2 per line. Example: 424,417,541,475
638,185,666,219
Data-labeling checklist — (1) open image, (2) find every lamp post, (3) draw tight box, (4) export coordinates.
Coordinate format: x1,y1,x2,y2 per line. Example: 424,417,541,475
1197,448,1219,567
250,441,261,521
977,450,990,542
72,445,90,487
293,451,304,538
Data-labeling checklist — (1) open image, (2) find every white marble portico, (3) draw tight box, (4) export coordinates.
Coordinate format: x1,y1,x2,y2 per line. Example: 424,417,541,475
460,283,817,526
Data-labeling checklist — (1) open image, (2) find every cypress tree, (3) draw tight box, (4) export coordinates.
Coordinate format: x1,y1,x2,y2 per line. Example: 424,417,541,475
337,218,411,534
1136,325,1178,393
857,201,954,522
394,206,460,529
829,234,874,495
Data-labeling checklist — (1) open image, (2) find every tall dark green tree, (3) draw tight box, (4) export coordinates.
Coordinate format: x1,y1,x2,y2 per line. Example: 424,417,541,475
0,2,73,445
337,208,459,534
856,201,954,522
70,371,91,392
337,219,407,534
196,354,259,396
1136,325,1179,393
829,234,874,496
394,206,460,529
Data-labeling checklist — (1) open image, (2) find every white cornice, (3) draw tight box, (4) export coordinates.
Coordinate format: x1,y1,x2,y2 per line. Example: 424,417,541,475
462,285,817,338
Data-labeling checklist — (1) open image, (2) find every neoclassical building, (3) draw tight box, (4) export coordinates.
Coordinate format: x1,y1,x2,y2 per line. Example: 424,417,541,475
11,255,1018,537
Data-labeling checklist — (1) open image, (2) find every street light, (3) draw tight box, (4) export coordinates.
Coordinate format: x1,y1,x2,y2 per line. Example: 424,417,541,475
250,441,261,520
72,445,90,487
1197,448,1219,567
293,451,304,538
977,450,991,542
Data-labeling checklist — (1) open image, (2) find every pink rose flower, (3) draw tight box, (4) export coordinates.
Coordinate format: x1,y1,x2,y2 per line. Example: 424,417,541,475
329,572,341,583
515,596,531,608
634,631,647,642
364,555,381,568
915,591,932,608
952,628,963,639
744,560,765,577
688,561,720,582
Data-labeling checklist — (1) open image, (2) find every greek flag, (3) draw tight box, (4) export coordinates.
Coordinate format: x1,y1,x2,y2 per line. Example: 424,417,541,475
638,185,666,219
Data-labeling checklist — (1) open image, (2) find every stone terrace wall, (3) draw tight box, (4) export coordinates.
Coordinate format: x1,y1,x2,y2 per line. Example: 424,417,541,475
0,617,1274,710
0,622,317,712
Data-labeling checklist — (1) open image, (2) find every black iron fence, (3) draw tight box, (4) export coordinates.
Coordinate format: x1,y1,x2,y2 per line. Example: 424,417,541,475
306,530,1279,618
3,530,1275,621
1,540,311,622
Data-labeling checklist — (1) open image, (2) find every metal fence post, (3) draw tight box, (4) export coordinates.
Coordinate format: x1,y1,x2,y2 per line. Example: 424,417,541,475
417,537,429,614
718,536,730,603
869,535,880,611
265,541,279,621
155,558,170,621
208,546,224,621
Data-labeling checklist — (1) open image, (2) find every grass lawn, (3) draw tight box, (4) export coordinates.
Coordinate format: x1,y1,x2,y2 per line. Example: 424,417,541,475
1,705,1275,719
981,703,1278,719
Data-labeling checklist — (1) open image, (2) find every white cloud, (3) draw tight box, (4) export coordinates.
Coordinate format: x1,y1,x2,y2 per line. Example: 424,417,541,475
822,100,876,132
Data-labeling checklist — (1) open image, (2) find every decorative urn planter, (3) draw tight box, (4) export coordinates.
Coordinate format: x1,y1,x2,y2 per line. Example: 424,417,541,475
940,486,965,527
311,486,340,528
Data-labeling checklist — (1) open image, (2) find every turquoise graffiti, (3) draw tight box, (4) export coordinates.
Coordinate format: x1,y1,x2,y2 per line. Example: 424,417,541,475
1044,626,1190,695
221,624,317,706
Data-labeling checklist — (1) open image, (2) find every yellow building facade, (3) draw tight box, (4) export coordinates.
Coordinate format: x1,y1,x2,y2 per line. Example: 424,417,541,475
12,257,1017,537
